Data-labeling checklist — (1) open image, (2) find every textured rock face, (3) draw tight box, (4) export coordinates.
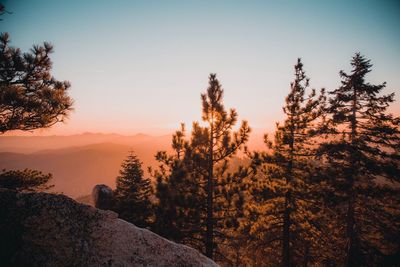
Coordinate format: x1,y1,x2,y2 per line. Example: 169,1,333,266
0,189,218,267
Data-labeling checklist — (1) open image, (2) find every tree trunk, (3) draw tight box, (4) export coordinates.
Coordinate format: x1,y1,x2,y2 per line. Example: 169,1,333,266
282,121,295,267
346,193,358,267
206,123,214,259
303,241,310,267
282,191,291,267
346,85,359,267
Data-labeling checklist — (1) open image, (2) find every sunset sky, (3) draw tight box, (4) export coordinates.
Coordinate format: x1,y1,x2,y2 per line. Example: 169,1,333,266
2,0,400,136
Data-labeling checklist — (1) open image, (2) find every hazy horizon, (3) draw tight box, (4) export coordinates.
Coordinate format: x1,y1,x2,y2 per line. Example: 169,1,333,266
0,131,264,197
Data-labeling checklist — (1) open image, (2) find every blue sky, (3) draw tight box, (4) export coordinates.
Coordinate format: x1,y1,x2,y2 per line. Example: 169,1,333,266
2,0,400,135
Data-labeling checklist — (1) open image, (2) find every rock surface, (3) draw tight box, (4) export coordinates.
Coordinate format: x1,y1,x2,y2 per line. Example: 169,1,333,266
0,189,218,267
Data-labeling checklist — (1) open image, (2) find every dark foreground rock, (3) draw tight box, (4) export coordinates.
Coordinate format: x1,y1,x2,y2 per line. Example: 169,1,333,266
0,189,217,267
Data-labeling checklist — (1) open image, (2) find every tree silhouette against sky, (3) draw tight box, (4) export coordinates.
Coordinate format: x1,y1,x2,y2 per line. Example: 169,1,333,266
0,32,73,133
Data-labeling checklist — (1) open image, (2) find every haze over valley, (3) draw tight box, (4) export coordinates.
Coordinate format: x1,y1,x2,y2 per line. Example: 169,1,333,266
0,133,171,197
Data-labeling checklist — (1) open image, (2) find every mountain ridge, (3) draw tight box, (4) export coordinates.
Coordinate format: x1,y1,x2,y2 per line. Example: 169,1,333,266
0,138,172,197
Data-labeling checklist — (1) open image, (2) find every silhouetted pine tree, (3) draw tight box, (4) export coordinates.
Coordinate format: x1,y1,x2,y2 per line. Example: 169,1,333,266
246,59,333,266
153,74,250,261
0,4,12,21
0,33,73,133
317,53,400,266
0,169,53,192
114,152,153,228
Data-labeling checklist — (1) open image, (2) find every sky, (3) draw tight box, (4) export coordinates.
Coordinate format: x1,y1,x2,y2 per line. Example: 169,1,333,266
2,0,400,136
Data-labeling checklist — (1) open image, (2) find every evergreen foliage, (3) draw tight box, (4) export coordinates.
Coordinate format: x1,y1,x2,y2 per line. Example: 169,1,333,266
152,124,207,250
114,152,153,228
0,169,53,192
0,3,12,21
153,74,250,261
317,53,400,266
0,32,73,133
245,59,336,266
150,59,399,266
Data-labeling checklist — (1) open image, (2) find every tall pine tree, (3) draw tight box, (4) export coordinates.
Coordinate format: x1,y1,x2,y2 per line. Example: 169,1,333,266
318,53,400,266
246,59,332,266
153,74,250,261
201,73,250,259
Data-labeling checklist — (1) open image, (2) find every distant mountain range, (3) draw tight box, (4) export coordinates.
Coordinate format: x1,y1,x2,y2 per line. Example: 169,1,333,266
0,131,266,199
0,133,172,198
0,132,171,153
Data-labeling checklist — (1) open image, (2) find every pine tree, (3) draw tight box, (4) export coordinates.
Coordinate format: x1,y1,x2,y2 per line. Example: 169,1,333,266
153,74,250,261
0,4,12,21
201,73,250,259
247,59,332,266
114,152,153,228
318,53,400,266
0,169,53,192
0,33,73,133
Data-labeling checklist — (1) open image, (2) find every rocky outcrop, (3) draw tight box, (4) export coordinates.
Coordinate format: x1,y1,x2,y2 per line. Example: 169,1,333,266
0,189,217,267
92,184,114,210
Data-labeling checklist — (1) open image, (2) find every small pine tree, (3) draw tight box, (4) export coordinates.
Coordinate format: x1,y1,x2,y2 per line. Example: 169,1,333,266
114,152,153,228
